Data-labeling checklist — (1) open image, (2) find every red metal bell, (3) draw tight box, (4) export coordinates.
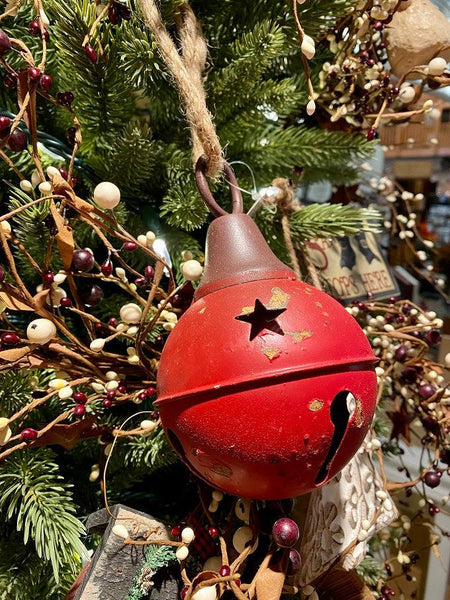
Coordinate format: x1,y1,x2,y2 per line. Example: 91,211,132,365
156,160,377,500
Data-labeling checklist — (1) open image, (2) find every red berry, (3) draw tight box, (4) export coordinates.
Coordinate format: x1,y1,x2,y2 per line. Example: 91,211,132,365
171,525,181,537
107,390,116,399
208,526,220,539
70,177,77,188
74,404,86,416
151,411,158,420
43,270,54,284
119,3,132,20
272,517,299,548
64,91,75,104
366,127,377,141
394,345,408,362
0,30,11,56
424,471,441,488
118,384,126,394
67,126,77,146
8,129,28,152
101,259,113,277
0,115,11,132
108,317,119,328
80,284,103,307
39,74,52,91
122,241,138,252
234,580,241,588
137,391,147,401
287,549,301,575
426,329,442,346
108,3,121,25
144,265,155,281
27,67,41,82
1,332,19,345
102,398,113,408
180,587,189,600
84,43,98,64
419,384,435,400
72,249,95,272
60,297,72,308
73,391,87,404
58,167,68,180
219,565,230,577
4,73,17,89
135,276,146,287
146,386,156,398
29,20,41,35
20,428,38,442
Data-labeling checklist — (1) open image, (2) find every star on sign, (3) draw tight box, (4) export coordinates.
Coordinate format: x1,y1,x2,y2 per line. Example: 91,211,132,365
235,298,286,341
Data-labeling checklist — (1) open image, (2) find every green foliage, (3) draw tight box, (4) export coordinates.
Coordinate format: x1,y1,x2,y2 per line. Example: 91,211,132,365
0,448,86,582
126,545,177,600
0,370,52,415
356,555,386,588
122,428,177,472
289,204,381,241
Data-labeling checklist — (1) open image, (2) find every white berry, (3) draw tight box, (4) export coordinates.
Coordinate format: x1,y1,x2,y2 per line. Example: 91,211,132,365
120,303,142,324
112,523,129,539
27,318,57,344
176,545,189,561
90,338,105,352
93,181,121,210
428,57,447,76
182,259,203,281
181,527,195,544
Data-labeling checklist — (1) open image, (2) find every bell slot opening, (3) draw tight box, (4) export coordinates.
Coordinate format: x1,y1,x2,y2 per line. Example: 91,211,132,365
167,428,186,461
314,391,353,486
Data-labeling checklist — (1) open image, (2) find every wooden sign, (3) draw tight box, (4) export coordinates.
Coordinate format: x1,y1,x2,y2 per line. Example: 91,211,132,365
306,231,399,302
70,504,181,600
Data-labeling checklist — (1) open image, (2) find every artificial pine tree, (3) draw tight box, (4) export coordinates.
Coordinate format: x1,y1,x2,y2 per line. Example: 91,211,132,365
0,1,448,600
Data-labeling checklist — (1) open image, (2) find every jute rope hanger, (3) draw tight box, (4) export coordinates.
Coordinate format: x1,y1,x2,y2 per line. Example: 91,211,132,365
138,0,224,177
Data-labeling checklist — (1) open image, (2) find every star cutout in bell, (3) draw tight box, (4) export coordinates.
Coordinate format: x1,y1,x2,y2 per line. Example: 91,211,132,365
235,299,286,341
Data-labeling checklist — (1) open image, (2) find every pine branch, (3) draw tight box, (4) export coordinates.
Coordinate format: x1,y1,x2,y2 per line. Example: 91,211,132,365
0,370,52,415
289,204,381,241
0,448,86,582
122,428,177,472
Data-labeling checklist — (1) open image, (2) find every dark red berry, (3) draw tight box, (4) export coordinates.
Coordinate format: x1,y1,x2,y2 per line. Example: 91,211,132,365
43,270,54,284
172,294,183,308
208,526,220,539
80,284,103,307
373,21,384,31
20,427,38,442
171,525,181,537
0,265,5,282
0,116,11,132
84,43,98,64
137,391,147,401
4,73,17,89
105,390,116,401
428,504,440,516
144,265,155,281
424,471,441,488
119,3,132,20
440,449,450,465
135,276,146,287
234,580,241,588
39,74,52,91
122,241,137,252
1,332,19,345
101,259,113,277
219,565,230,577
272,518,299,548
108,317,119,328
29,21,41,35
151,411,158,420
70,177,77,188
58,167,68,180
102,398,113,408
108,3,121,25
426,329,442,346
0,30,11,56
64,91,75,104
419,384,435,400
118,384,126,394
74,391,88,403
146,386,156,398
287,549,301,575
366,58,375,68
27,67,41,82
366,127,377,141
67,126,77,146
60,297,72,308
180,587,189,600
72,249,95,272
74,404,86,416
8,129,28,152
394,345,408,362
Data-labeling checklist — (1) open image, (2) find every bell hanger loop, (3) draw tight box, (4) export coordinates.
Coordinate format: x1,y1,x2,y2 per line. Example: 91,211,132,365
195,155,244,218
